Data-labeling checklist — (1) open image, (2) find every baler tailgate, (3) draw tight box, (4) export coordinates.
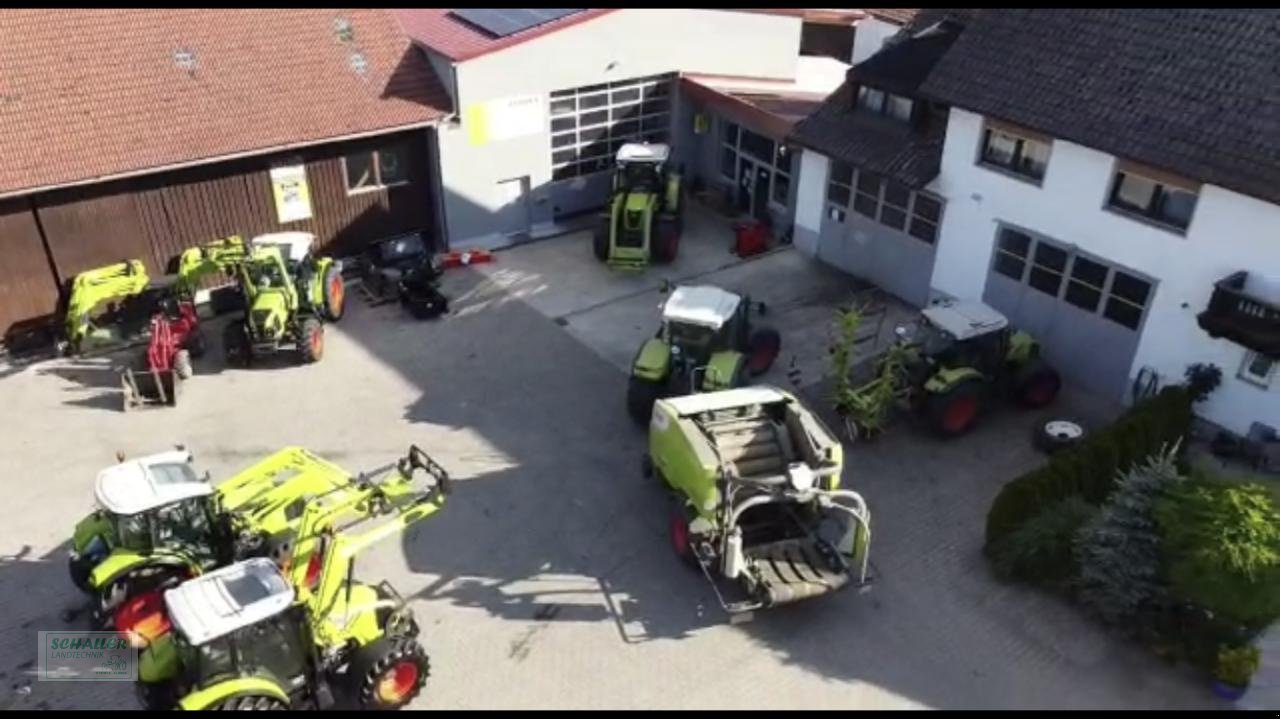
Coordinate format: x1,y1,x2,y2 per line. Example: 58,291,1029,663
748,538,850,606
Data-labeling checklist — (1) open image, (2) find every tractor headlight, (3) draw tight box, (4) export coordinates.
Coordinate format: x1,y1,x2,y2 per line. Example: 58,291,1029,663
671,345,681,356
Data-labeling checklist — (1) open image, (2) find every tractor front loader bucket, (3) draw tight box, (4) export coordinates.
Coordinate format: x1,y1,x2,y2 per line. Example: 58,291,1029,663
121,367,180,411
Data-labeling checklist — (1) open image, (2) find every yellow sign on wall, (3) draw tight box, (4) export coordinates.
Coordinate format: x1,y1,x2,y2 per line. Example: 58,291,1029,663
694,113,710,134
270,164,312,224
464,94,545,147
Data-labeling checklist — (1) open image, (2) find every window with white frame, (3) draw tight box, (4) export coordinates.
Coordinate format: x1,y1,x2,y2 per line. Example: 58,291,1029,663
549,73,673,181
826,163,941,243
719,119,794,209
343,145,408,194
1238,351,1276,388
1106,165,1199,231
856,85,914,122
979,124,1052,182
991,227,1155,331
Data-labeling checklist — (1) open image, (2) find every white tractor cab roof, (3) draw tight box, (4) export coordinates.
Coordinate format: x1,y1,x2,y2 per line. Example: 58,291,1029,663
165,557,294,647
94,450,211,516
663,284,742,330
251,231,316,263
616,142,670,165
921,299,1009,341
661,385,790,416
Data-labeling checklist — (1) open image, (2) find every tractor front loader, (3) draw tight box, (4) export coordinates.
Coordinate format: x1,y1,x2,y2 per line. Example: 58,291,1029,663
837,299,1063,439
70,446,369,628
593,143,684,271
648,387,872,617
176,232,345,366
127,446,451,711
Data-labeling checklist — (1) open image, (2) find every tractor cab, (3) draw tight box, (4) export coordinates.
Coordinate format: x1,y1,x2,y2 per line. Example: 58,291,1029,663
661,285,747,367
251,232,319,274
89,451,218,555
898,300,1011,376
613,143,669,196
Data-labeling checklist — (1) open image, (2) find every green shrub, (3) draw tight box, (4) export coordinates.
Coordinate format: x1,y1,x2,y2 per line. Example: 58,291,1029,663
989,496,1096,588
1156,480,1280,630
1214,645,1260,688
984,385,1194,549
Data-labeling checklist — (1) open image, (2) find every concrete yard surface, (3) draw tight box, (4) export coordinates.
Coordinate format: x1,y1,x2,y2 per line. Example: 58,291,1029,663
0,211,1226,710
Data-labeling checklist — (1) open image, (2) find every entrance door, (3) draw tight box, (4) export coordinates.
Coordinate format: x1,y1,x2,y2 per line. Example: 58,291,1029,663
496,176,531,239
736,157,753,215
752,166,772,222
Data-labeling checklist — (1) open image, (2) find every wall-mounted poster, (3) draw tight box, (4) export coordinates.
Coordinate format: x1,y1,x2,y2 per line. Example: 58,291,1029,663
270,164,313,223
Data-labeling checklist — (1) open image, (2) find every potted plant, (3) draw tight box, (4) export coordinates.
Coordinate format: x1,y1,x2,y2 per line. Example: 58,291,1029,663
1212,644,1260,700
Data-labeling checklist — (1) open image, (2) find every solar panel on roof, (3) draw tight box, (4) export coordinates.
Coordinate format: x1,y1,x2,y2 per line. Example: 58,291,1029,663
450,9,585,39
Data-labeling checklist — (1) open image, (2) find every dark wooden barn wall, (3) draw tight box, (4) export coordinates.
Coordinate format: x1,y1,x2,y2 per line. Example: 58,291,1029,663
0,200,60,335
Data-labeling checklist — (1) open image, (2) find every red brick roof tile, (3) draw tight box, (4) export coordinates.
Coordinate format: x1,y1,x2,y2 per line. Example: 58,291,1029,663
0,9,450,197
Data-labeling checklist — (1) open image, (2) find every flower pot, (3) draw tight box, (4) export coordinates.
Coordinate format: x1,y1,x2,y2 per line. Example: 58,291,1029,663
1211,680,1248,701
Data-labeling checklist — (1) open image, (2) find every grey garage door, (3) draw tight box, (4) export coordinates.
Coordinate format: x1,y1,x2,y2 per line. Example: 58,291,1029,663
983,225,1156,400
816,162,942,307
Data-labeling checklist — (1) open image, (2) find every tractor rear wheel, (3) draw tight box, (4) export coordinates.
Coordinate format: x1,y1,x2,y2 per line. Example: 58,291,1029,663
926,380,985,437
1014,360,1062,408
745,328,782,377
68,555,94,593
223,321,251,368
321,265,346,322
206,694,287,711
298,318,324,364
173,349,193,380
652,216,680,264
350,637,431,710
94,566,189,629
592,218,611,262
627,376,663,425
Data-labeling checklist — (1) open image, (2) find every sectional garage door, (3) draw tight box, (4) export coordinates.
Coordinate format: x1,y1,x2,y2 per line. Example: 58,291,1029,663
983,224,1156,400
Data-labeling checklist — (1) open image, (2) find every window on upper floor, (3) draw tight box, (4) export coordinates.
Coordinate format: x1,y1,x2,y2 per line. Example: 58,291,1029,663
1239,351,1276,388
857,85,914,122
1106,164,1199,232
978,124,1051,182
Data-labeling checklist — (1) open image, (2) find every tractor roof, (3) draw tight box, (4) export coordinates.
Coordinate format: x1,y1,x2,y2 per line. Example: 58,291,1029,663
165,557,295,646
663,284,741,329
660,385,792,416
251,232,316,263
94,450,211,516
921,299,1008,340
617,142,670,164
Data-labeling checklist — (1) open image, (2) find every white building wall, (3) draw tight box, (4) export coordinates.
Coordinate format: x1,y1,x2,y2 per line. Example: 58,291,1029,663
850,17,900,64
931,108,1280,434
438,9,801,249
792,149,829,257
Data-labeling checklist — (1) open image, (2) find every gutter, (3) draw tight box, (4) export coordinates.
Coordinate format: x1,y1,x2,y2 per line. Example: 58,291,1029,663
0,120,443,202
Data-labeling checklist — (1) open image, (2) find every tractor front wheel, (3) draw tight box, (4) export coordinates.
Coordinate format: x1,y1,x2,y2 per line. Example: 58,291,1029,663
627,376,663,425
223,321,251,368
744,328,782,377
68,555,94,593
205,694,288,711
350,637,431,710
1014,360,1062,408
926,380,984,438
592,218,611,262
93,567,189,629
321,265,346,322
298,318,324,364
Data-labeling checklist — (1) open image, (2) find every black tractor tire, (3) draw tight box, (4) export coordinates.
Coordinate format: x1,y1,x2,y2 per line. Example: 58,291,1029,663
1033,418,1087,454
136,681,178,711
349,637,431,711
652,216,680,264
1013,359,1062,409
206,694,288,711
926,379,985,438
93,566,188,629
321,265,346,322
744,328,782,377
68,555,94,593
223,320,251,368
184,328,207,359
298,318,324,364
592,218,611,262
173,349,193,380
627,375,663,425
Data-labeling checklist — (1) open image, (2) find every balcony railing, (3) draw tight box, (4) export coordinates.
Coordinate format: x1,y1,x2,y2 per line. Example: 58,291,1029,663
1197,271,1280,358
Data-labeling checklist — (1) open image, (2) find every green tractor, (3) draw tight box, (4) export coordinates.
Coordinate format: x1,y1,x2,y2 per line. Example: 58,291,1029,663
126,446,450,711
69,446,366,628
593,143,683,271
58,260,197,357
177,232,345,366
840,299,1062,439
628,284,782,424
646,386,872,616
